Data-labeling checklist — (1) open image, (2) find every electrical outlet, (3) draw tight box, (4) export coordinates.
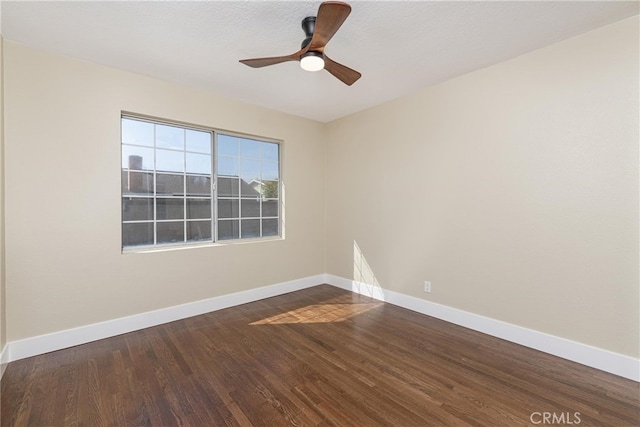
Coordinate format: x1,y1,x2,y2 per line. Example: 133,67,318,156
424,281,431,293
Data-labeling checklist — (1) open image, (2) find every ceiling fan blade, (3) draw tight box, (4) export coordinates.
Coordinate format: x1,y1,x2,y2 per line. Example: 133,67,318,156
323,55,361,86
309,1,351,51
240,55,297,68
240,47,308,68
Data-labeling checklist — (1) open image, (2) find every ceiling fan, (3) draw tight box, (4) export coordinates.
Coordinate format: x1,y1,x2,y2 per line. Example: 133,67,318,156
239,1,362,86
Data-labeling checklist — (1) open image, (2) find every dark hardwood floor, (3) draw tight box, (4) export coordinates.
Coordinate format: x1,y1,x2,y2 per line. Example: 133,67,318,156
2,285,639,426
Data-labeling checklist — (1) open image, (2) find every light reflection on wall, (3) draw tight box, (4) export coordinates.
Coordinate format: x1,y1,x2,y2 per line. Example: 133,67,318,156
353,241,385,301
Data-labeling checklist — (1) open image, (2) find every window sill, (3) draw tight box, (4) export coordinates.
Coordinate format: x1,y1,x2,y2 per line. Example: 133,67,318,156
121,236,284,254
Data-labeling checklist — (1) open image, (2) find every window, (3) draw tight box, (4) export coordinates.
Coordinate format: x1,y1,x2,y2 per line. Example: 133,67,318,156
217,134,280,240
121,116,280,249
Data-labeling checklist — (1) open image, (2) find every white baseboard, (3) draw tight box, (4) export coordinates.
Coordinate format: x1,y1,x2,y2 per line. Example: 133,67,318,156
7,274,325,363
4,274,638,382
324,274,640,382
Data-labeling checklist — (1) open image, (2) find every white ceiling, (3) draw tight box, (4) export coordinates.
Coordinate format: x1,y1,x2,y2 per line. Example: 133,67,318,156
1,1,638,122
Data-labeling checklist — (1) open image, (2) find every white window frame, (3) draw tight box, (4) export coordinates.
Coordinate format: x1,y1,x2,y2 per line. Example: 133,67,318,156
121,114,282,251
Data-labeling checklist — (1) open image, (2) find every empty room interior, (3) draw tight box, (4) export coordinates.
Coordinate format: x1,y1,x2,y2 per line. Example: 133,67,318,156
0,1,639,426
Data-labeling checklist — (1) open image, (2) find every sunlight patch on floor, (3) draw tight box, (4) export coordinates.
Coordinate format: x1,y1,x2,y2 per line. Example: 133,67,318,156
249,303,382,325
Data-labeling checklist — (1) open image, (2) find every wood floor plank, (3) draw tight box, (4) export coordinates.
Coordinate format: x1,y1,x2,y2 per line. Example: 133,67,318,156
2,285,638,426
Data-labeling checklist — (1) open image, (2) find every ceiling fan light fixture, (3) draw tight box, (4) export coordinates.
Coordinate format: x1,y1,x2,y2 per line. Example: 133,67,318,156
300,51,325,72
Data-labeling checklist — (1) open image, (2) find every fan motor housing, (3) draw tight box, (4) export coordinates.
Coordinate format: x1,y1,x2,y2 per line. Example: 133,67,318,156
301,16,316,48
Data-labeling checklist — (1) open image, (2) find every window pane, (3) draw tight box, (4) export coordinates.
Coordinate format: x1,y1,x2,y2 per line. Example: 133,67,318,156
157,198,184,220
122,145,154,170
157,222,184,244
186,130,211,154
123,222,153,246
186,153,211,174
218,199,239,219
187,199,211,219
240,139,261,159
187,221,212,242
262,142,279,161
122,118,153,147
156,124,184,150
262,161,279,180
217,177,239,197
157,149,184,173
241,199,260,218
218,219,239,240
241,219,260,238
262,180,279,198
122,197,153,221
218,156,238,176
218,134,239,156
122,171,153,195
156,174,184,195
240,179,261,198
262,200,278,217
262,219,279,237
187,176,211,196
240,159,260,182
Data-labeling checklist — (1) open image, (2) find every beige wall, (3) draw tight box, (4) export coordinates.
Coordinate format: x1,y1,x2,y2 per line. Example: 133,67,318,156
0,36,6,353
2,17,638,360
3,41,326,341
326,18,639,357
